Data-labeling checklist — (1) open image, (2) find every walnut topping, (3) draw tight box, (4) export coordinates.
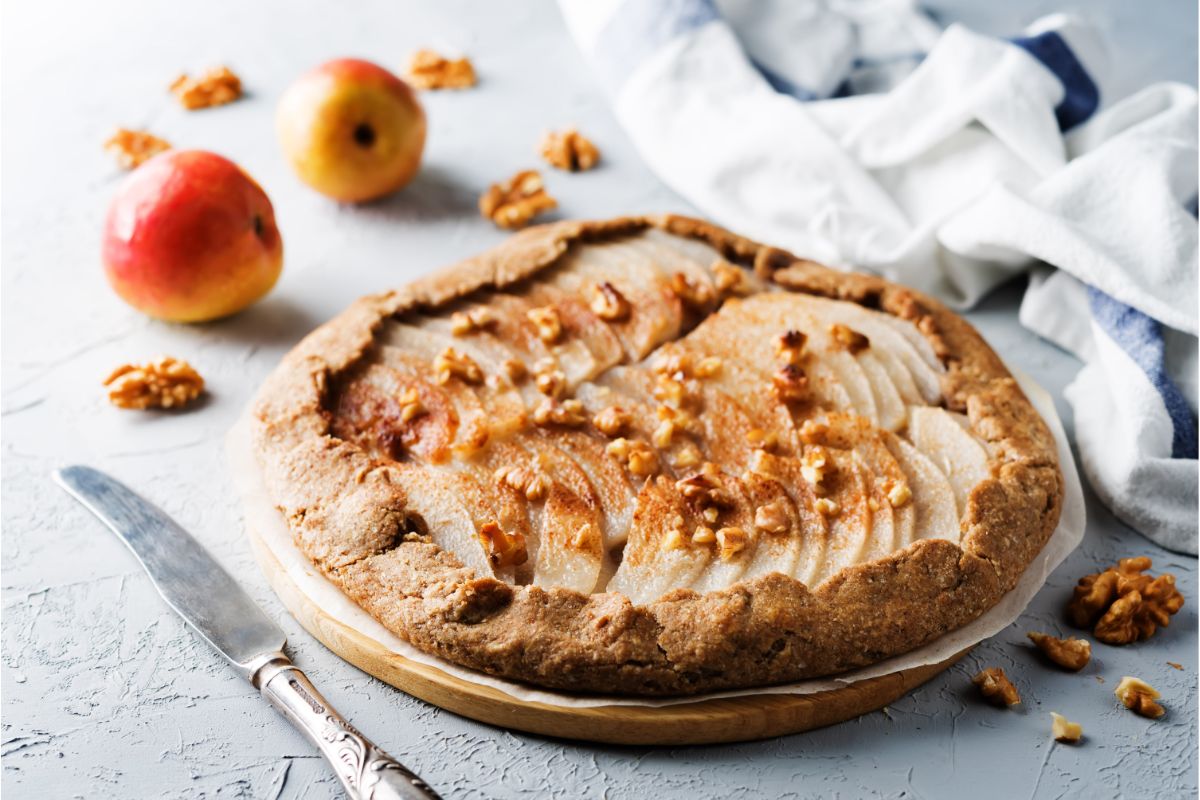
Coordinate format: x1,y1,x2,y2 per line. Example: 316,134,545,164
526,306,563,343
479,170,557,229
670,272,715,310
652,419,676,449
1066,557,1184,644
776,330,807,365
1114,677,1166,718
606,438,659,476
754,501,789,534
1027,632,1091,671
104,356,204,410
661,525,686,551
399,388,426,423
798,419,829,445
494,464,549,502
716,527,748,559
453,418,490,456
746,428,779,451
533,359,567,398
773,364,809,403
169,66,242,109
587,281,630,321
701,506,720,524
973,667,1020,707
1050,712,1083,744
434,348,483,385
450,307,495,336
653,374,687,408
104,129,171,169
533,398,587,427
593,406,631,437
712,259,749,296
478,521,527,568
800,446,830,490
883,479,912,507
406,49,477,89
539,127,600,172
814,498,840,517
692,525,716,545
694,356,723,378
675,463,734,509
672,443,703,469
653,351,692,379
829,323,870,353
501,358,527,383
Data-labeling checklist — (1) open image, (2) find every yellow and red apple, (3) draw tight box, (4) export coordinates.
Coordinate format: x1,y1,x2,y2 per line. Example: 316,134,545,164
102,150,283,322
276,58,427,203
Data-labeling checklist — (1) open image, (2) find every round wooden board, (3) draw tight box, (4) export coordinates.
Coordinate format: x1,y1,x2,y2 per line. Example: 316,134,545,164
249,527,968,745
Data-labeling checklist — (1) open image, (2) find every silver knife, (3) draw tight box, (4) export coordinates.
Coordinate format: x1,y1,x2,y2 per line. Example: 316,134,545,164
53,465,441,800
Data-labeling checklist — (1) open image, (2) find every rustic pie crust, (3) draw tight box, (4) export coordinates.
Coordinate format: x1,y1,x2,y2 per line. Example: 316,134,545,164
251,215,1062,696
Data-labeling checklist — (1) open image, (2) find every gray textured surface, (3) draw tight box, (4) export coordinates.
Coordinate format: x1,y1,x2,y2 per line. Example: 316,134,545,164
2,1,1196,798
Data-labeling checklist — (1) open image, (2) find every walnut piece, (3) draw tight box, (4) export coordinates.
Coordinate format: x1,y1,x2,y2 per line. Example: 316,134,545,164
104,128,171,169
104,356,204,410
494,464,548,502
478,521,527,568
972,667,1020,707
532,358,567,398
814,498,840,517
670,272,715,310
882,478,912,508
479,170,557,229
170,66,242,110
800,446,830,490
450,307,495,336
754,501,789,534
716,527,748,560
526,306,563,343
1067,557,1184,644
1050,712,1083,744
434,348,483,385
691,525,716,545
406,49,477,90
501,358,527,384
592,406,631,437
773,364,808,403
606,438,659,476
798,419,829,445
587,281,630,321
776,330,807,365
1027,632,1091,671
694,356,723,378
1114,676,1166,719
712,259,749,296
746,428,779,451
675,463,734,509
829,323,870,353
672,443,702,469
398,388,426,423
539,127,600,172
532,398,587,428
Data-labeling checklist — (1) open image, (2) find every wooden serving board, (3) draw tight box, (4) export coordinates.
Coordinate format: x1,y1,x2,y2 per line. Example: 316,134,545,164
249,527,967,745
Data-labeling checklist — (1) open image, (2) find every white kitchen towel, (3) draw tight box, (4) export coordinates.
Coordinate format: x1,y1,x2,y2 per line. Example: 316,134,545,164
558,0,1199,553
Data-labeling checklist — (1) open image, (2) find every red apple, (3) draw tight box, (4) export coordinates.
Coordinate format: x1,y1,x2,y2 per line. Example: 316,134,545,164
276,58,426,203
102,150,283,322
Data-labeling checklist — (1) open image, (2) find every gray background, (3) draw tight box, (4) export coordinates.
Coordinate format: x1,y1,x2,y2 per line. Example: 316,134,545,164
2,1,1196,797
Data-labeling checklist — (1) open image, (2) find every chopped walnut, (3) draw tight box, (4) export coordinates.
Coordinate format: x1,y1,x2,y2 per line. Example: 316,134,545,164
593,406,631,437
776,330,807,366
814,498,840,517
972,667,1021,707
672,443,703,469
501,358,527,384
478,521,527,568
746,428,779,451
539,127,600,172
1027,632,1091,671
532,398,587,427
1050,712,1083,744
494,464,549,503
652,419,676,448
711,259,749,296
104,128,170,169
1114,676,1166,719
606,438,659,476
694,356,723,378
479,170,556,229
773,364,809,403
670,272,715,310
701,506,720,524
829,323,870,353
653,351,692,379
754,501,789,534
798,418,829,445
661,525,686,551
453,418,490,456
675,463,734,509
587,281,630,321
1067,557,1184,644
883,478,912,508
692,525,716,545
654,374,687,409
104,356,204,410
526,306,563,343
406,49,477,90
434,348,483,385
716,527,748,560
533,359,567,398
800,446,830,490
450,307,495,336
170,66,242,109
398,387,426,423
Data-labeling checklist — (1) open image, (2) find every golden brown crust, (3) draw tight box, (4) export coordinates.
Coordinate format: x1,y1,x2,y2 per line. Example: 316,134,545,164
250,215,1063,696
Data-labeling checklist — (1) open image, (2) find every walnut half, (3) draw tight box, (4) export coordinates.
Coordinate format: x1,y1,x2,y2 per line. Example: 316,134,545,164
104,128,171,169
170,66,242,110
972,667,1020,707
1027,632,1091,671
1067,557,1184,645
540,127,600,172
104,356,204,410
479,170,557,230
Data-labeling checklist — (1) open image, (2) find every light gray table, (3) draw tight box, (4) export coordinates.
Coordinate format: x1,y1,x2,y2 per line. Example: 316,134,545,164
3,1,1196,798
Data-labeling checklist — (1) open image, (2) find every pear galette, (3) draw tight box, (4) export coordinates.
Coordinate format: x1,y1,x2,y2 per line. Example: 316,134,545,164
251,216,1062,696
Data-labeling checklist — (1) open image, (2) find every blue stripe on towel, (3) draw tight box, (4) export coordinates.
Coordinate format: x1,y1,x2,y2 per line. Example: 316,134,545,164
1088,286,1198,459
1012,30,1099,131
592,0,720,89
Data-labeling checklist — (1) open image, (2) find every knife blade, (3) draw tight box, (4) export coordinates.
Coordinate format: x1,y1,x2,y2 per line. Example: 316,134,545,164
54,465,441,800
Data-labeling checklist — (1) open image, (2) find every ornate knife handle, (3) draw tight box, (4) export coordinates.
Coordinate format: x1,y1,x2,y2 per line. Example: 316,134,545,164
253,655,442,800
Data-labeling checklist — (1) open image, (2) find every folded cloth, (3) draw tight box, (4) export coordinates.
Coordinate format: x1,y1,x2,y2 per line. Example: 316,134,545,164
558,0,1198,553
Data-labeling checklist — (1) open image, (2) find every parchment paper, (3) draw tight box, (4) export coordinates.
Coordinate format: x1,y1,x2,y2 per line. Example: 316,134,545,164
226,370,1085,708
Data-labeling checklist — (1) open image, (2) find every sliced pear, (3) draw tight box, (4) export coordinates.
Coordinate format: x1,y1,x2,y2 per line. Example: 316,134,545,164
809,451,872,585
525,283,624,378
856,350,908,432
886,436,960,543
908,407,990,517
738,471,803,582
687,471,758,594
743,450,830,588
